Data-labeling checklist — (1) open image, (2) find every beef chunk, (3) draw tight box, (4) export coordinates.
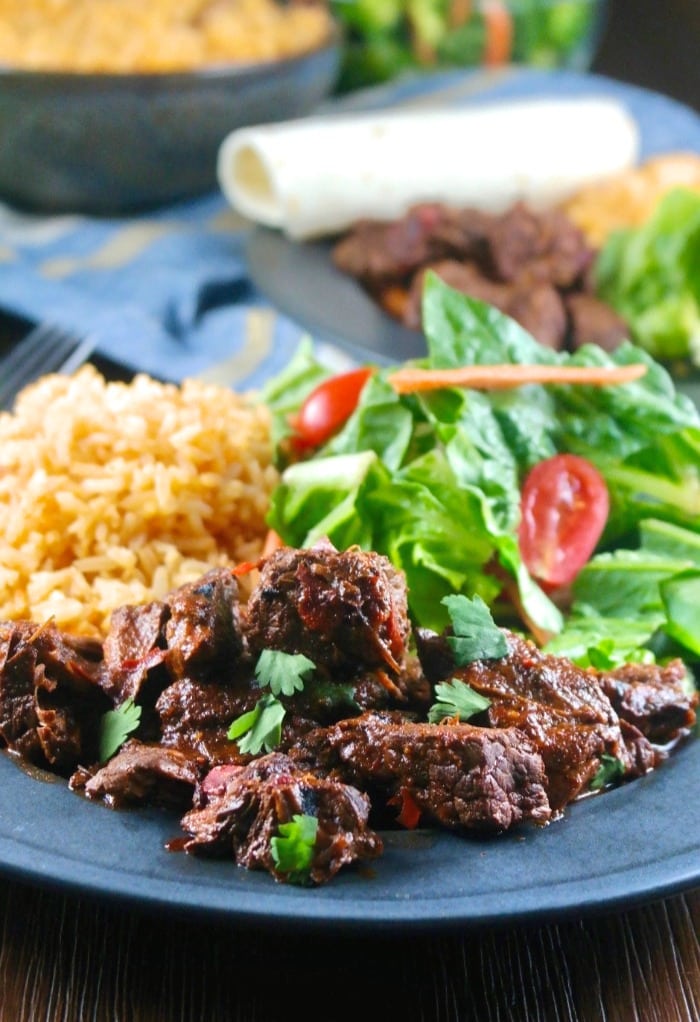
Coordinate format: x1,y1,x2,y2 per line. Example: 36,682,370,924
599,659,698,745
75,739,205,808
156,677,253,764
0,620,107,770
352,656,432,715
244,542,411,680
101,568,245,707
404,259,512,330
164,568,242,680
405,260,568,348
487,203,594,288
502,281,568,350
416,629,658,810
565,292,629,351
181,752,382,885
295,711,551,832
101,601,170,705
331,203,475,286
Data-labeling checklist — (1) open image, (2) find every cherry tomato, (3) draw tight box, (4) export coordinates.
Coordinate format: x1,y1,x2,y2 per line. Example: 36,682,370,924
518,453,609,590
291,367,373,449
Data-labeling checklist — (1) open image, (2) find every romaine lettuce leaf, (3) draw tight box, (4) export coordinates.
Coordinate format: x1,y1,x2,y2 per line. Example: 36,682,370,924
595,188,700,364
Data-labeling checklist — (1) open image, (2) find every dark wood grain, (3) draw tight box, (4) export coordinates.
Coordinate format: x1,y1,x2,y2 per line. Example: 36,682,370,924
0,877,698,1021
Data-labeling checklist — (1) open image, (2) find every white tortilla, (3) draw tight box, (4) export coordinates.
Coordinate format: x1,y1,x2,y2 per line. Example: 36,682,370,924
217,98,640,240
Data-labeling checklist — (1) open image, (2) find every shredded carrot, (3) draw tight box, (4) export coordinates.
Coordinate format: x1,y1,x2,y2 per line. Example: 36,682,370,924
375,668,406,700
262,528,285,557
448,0,473,28
233,530,284,578
482,0,514,67
387,362,648,394
377,283,410,321
232,560,257,577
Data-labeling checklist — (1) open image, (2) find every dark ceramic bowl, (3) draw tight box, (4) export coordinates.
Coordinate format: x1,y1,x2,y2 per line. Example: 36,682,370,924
0,33,341,214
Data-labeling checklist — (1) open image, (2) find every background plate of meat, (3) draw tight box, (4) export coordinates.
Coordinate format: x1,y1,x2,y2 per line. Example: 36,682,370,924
246,69,700,396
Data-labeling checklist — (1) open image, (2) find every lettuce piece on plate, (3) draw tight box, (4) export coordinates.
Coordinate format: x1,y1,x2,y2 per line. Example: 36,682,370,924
595,188,700,364
549,517,700,664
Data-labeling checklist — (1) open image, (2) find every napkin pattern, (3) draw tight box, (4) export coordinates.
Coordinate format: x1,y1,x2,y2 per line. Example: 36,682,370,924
0,67,698,388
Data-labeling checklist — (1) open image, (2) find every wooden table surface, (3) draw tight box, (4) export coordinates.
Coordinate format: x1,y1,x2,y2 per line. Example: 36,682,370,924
1,2,699,1019
0,877,697,1021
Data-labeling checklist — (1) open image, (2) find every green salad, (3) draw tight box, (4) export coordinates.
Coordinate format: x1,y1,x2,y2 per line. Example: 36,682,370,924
260,273,700,677
330,0,602,91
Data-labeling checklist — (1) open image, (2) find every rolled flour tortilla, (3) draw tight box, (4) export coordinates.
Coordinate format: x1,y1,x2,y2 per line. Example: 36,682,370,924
217,97,640,240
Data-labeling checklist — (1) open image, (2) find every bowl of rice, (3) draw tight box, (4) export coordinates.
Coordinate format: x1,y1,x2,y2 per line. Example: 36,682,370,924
0,0,340,213
0,366,279,637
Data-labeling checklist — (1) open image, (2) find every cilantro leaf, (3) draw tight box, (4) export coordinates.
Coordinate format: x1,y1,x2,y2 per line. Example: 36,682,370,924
98,697,142,764
441,594,508,664
227,693,285,755
270,813,319,885
590,754,625,790
428,678,491,724
255,648,316,697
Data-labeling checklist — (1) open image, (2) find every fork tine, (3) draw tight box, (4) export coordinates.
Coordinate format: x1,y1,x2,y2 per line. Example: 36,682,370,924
58,334,97,374
0,323,96,410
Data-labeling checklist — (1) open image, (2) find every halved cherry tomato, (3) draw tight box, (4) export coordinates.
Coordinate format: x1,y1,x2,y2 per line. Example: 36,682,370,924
291,367,373,449
518,454,609,590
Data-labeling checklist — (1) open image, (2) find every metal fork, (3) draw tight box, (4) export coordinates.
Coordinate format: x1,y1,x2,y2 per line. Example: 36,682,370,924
0,322,97,411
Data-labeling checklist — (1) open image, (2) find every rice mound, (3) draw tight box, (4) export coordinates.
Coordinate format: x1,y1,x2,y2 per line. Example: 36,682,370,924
0,365,279,637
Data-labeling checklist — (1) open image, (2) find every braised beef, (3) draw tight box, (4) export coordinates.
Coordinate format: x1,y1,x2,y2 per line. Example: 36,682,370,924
599,659,697,745
101,568,244,708
501,281,569,350
1,544,696,887
244,542,411,680
75,739,205,809
415,628,659,810
181,752,382,885
156,677,254,764
164,568,242,680
405,260,569,349
331,200,628,352
565,293,630,352
101,601,170,705
295,710,551,832
486,203,593,288
0,621,107,770
403,260,505,329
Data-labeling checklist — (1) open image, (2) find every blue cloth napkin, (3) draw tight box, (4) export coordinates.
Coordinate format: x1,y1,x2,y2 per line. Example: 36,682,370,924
1,67,698,389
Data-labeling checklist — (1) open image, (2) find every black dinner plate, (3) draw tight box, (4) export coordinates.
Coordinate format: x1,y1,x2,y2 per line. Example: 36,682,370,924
1,734,698,932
